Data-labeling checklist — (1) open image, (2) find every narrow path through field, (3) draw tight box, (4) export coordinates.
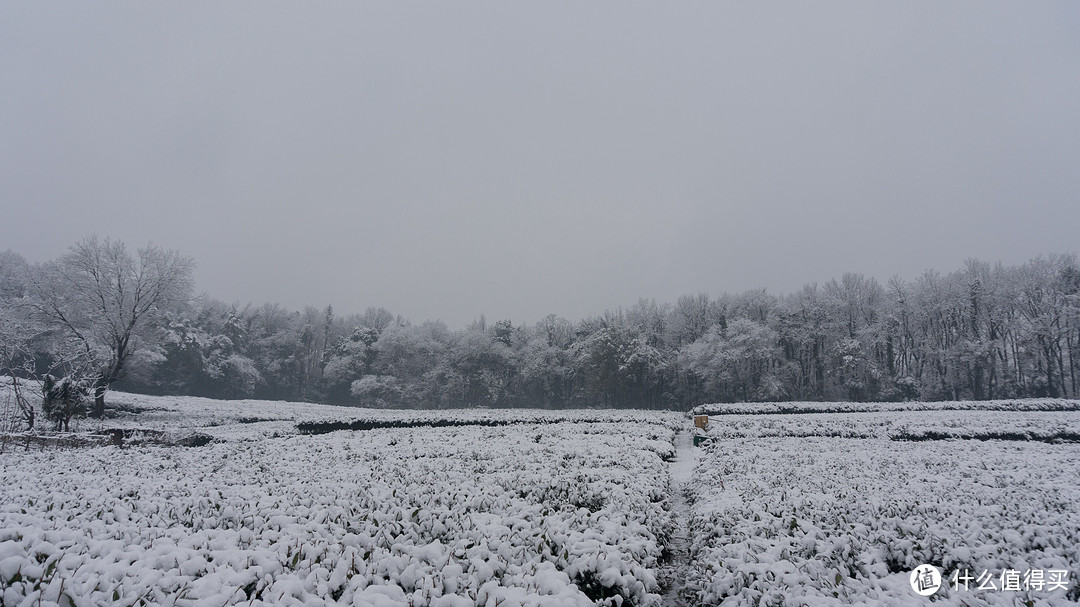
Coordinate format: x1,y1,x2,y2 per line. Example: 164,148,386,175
659,431,695,606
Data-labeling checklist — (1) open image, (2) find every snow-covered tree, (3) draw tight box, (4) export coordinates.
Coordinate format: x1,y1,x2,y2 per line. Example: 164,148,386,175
28,237,194,417
680,318,781,402
0,251,43,430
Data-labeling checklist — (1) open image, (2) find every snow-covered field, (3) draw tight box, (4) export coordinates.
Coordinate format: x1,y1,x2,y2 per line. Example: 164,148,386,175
693,398,1080,416
0,393,679,606
700,409,1080,441
3,389,1079,606
685,407,1080,606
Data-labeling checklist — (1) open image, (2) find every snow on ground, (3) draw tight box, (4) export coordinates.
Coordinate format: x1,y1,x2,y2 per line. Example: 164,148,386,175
658,432,696,607
701,409,1080,441
0,390,683,607
4,387,1080,606
1,382,684,445
693,398,1080,416
685,409,1080,606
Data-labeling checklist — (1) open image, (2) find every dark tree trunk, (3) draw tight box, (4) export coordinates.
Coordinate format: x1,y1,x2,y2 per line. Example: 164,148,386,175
92,383,107,418
973,361,985,400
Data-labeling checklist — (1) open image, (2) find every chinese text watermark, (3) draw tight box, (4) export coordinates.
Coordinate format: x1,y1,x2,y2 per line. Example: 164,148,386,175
910,564,1072,596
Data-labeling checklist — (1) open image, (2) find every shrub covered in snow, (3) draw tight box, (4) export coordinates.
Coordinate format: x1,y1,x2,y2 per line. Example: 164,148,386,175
693,398,1080,416
1,421,675,606
701,409,1080,442
683,411,1080,606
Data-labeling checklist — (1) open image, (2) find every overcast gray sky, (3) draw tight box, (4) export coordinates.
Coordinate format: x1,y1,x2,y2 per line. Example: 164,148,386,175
2,3,1078,327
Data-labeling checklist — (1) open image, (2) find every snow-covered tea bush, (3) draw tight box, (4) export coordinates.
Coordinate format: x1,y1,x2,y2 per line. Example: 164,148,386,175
693,398,1080,416
700,409,1080,442
0,384,684,441
1,420,675,606
684,411,1080,606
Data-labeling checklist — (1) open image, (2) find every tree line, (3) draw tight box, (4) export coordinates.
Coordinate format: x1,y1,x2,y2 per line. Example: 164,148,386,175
2,238,1080,429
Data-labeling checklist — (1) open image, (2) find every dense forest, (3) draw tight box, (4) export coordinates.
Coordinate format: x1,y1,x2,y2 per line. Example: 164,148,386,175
3,238,1080,423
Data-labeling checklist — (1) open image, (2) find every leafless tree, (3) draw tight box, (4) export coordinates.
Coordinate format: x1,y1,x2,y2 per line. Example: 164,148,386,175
0,306,43,431
0,250,42,430
29,237,195,417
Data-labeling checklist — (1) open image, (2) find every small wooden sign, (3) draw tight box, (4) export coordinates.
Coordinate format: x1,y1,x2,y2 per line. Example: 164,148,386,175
693,415,708,430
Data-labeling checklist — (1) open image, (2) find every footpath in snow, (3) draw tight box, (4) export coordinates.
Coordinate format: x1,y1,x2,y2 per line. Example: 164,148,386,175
659,431,696,606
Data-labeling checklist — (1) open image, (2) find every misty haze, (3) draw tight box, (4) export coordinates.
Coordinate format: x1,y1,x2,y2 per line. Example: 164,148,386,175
1,3,1078,606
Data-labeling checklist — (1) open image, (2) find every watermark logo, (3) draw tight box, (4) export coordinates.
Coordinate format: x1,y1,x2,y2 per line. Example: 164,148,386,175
910,565,1073,595
910,564,942,596
951,568,1071,592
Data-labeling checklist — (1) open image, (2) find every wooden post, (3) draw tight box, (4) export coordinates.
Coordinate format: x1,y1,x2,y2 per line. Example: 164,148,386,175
693,415,709,446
